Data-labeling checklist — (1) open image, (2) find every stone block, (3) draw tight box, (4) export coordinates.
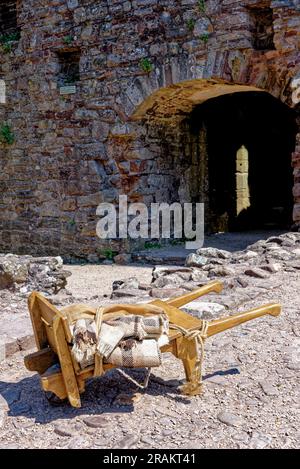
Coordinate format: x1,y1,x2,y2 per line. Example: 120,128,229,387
293,203,300,222
236,188,250,198
236,173,249,190
236,156,248,170
77,192,103,208
293,183,300,198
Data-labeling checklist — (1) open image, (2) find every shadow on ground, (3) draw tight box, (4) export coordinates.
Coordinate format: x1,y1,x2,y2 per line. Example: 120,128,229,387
0,367,239,424
132,230,286,264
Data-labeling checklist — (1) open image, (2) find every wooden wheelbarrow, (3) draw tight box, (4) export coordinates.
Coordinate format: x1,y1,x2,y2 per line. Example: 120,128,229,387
24,280,281,408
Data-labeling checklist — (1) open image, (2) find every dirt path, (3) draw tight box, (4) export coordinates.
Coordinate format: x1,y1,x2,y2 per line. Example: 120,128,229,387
67,264,153,299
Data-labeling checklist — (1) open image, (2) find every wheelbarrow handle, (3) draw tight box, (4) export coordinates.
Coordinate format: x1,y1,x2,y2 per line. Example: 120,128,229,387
166,280,223,308
206,303,281,338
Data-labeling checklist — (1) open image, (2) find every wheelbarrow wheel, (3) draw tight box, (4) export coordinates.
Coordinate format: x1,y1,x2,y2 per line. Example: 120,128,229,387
45,392,66,406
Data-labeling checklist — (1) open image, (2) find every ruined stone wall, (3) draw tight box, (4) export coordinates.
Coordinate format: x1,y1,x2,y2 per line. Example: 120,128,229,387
0,0,299,258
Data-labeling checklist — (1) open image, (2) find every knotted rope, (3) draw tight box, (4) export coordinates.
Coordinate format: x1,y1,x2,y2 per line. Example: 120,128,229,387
92,307,208,391
169,320,209,386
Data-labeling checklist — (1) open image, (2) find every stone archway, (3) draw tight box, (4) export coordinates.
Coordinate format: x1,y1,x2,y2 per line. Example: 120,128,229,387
125,79,298,233
130,79,264,123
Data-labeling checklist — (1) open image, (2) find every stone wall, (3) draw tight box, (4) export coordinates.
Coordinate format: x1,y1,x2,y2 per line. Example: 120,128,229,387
0,0,299,259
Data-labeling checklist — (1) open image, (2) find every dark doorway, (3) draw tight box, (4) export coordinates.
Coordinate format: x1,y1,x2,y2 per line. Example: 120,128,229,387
189,91,297,231
0,1,19,36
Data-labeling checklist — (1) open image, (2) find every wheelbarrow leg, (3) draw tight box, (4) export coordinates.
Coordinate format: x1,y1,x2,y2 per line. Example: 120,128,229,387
174,303,281,396
175,336,203,396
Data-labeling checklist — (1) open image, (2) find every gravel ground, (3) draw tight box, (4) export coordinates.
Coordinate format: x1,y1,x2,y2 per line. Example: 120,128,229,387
0,261,299,449
67,264,153,299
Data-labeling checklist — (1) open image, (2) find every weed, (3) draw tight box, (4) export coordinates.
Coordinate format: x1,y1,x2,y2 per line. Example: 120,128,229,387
2,43,12,54
187,19,196,32
0,32,20,43
63,35,74,45
0,32,20,54
169,239,184,246
198,0,206,13
200,33,209,43
103,248,117,260
140,58,153,73
0,123,15,145
144,241,162,250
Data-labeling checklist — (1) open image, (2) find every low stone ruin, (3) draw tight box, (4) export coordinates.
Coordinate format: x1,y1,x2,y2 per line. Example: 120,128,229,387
0,254,71,294
185,232,300,275
111,232,300,315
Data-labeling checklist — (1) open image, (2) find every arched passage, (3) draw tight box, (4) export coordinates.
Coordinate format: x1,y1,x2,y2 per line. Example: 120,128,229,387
188,91,297,231
131,80,297,233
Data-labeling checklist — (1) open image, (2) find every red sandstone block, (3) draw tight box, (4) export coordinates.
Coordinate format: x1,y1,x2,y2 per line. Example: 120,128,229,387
293,203,300,222
292,152,300,166
294,167,300,177
293,183,300,198
264,50,280,60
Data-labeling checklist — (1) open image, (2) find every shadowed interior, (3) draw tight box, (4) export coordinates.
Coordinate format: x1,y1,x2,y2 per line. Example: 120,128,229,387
188,91,297,230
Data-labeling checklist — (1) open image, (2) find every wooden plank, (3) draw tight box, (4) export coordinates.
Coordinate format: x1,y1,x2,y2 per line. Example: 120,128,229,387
36,299,58,325
28,292,48,350
53,317,81,408
24,348,57,374
35,292,64,319
62,317,73,344
41,371,67,400
28,291,65,350
44,323,58,353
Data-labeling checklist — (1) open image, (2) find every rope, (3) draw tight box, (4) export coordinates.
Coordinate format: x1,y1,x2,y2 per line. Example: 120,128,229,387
92,307,208,390
94,306,105,377
116,367,152,390
93,307,153,387
169,320,209,386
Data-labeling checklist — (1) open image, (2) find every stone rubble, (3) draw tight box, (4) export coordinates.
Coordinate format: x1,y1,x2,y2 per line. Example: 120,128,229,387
0,254,73,362
0,254,71,294
111,233,300,314
182,301,225,320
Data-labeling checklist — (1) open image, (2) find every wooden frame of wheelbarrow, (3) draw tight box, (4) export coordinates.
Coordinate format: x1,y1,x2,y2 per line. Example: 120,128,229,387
24,280,281,408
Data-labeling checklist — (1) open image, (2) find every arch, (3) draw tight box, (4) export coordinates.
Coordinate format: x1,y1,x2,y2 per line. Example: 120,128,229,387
122,56,299,125
130,79,264,123
125,80,298,232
